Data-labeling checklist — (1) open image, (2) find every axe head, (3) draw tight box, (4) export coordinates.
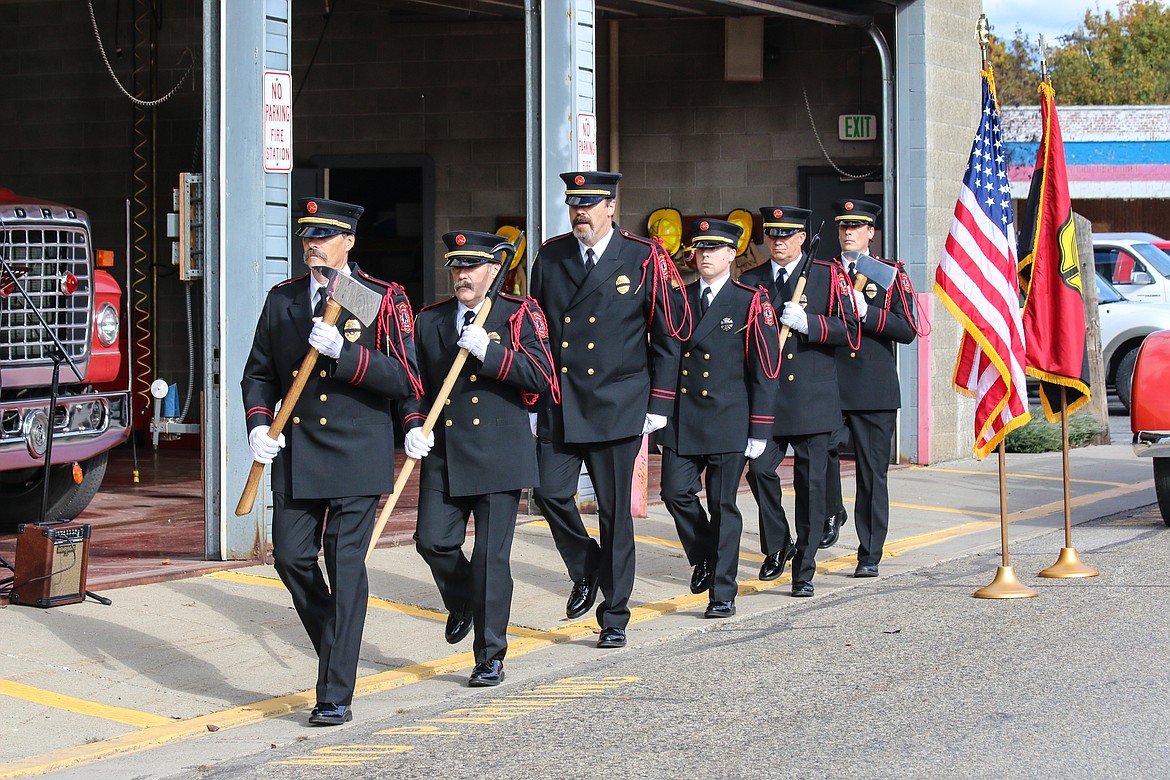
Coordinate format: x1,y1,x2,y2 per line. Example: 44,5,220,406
314,266,383,327
842,251,898,291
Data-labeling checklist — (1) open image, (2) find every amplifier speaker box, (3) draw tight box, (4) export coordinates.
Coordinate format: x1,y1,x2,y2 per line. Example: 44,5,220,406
10,522,91,608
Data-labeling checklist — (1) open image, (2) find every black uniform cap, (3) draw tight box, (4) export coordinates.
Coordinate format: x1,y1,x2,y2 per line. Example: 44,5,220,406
759,206,810,237
442,230,509,267
690,218,743,249
561,171,622,206
296,197,364,237
833,198,881,227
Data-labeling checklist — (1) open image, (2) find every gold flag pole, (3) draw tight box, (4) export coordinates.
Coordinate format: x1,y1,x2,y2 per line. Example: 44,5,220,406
975,441,1039,598
1039,386,1099,577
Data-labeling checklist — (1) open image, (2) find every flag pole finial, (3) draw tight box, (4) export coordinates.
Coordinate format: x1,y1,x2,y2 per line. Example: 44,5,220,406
1038,34,1049,82
977,14,990,65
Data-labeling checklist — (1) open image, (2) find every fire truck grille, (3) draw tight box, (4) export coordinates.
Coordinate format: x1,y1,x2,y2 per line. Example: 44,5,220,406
0,226,92,365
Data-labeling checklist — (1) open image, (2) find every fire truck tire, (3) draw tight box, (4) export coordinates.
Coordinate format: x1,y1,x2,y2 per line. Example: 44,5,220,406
1155,458,1170,528
0,452,109,527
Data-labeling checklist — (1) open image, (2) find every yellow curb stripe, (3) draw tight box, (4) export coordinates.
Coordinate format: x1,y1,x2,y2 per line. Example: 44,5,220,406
909,465,1128,488
0,680,172,729
3,478,1152,779
524,520,766,563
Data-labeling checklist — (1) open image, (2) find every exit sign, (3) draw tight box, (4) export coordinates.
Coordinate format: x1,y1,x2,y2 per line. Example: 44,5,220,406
838,114,877,141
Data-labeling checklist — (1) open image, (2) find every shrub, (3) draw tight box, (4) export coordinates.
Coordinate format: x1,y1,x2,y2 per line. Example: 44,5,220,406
1004,408,1108,453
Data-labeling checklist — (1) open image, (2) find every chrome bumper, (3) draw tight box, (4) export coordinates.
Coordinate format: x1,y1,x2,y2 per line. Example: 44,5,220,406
1133,431,1170,458
0,390,131,469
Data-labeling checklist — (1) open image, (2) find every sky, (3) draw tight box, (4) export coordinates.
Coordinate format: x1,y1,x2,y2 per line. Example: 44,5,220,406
982,0,1125,42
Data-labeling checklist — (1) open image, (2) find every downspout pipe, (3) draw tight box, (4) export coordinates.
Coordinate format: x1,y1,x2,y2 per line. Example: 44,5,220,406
867,22,895,259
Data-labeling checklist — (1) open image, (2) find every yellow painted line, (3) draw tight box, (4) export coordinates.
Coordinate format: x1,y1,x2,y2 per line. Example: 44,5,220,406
0,680,172,729
207,569,552,640
525,520,766,563
3,477,1153,779
910,465,1128,488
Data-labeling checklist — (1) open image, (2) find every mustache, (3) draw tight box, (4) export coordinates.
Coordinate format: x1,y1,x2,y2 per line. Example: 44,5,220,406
304,248,328,263
453,279,476,291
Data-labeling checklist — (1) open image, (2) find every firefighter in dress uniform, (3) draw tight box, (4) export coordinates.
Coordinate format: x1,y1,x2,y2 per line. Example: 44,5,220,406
739,206,857,597
660,218,780,617
403,230,556,687
529,171,690,649
241,197,421,726
822,199,920,578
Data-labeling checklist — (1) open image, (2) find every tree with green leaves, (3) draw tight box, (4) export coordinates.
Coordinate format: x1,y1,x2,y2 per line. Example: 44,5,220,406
990,0,1170,105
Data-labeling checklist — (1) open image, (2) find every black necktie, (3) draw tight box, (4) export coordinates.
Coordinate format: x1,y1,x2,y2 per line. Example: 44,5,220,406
462,309,475,332
312,291,325,319
777,269,788,287
585,248,597,272
700,287,712,315
848,262,856,277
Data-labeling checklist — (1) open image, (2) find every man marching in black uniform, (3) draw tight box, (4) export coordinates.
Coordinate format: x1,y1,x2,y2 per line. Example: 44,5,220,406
403,230,555,687
241,197,420,725
530,170,690,648
740,206,856,597
660,219,780,618
823,199,919,578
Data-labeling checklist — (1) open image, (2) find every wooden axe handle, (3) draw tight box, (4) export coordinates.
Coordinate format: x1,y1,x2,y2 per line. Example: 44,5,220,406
235,298,343,518
365,296,496,562
777,275,809,353
852,272,869,291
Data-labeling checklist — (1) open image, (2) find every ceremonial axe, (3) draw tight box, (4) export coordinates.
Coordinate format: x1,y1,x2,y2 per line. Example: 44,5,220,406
235,266,385,520
841,250,898,293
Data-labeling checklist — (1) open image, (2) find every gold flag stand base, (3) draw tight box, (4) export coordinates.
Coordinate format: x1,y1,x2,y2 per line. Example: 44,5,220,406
973,566,1039,599
1037,547,1099,578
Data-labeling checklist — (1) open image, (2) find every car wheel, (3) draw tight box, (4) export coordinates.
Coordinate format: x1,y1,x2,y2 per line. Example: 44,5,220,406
1156,458,1170,528
1115,346,1139,411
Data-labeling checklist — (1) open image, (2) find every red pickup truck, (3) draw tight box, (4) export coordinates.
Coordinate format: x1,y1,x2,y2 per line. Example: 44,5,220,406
1131,329,1170,524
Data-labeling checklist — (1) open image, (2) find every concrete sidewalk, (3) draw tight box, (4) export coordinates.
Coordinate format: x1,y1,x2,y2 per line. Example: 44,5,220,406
0,442,1158,779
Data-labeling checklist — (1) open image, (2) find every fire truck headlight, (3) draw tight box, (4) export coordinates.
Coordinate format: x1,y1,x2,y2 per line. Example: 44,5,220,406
96,303,119,347
23,410,50,459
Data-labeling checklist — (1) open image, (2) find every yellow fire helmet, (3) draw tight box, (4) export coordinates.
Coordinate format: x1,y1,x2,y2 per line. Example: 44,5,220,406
727,209,754,257
495,225,526,270
647,207,682,256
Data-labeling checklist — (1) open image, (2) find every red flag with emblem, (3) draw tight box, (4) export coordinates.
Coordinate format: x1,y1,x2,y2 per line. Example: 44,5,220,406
1017,80,1091,422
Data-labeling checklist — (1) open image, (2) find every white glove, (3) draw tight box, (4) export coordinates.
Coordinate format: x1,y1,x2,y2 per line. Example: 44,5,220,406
457,323,490,360
529,412,538,436
642,413,668,435
853,294,869,321
780,301,809,334
309,317,344,359
745,438,767,460
404,428,434,459
248,425,285,465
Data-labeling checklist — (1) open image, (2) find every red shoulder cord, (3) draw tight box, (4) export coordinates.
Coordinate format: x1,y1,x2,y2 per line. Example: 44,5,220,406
376,283,424,399
508,297,561,406
637,235,693,341
893,265,932,338
746,290,782,379
832,263,863,351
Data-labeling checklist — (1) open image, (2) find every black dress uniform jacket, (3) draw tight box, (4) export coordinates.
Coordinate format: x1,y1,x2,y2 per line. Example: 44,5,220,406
834,256,919,410
402,293,554,494
659,279,780,455
739,254,855,434
241,265,421,498
530,228,684,443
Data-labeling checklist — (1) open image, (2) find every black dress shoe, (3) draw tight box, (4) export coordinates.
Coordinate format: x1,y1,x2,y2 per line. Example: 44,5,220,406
854,564,879,578
704,600,736,618
469,659,505,687
791,581,814,597
308,703,353,726
689,560,714,594
445,606,472,644
596,626,626,648
819,508,848,549
566,570,599,619
759,541,797,581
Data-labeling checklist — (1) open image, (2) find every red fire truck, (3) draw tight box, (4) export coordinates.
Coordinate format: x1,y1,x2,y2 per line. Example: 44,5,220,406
0,188,129,525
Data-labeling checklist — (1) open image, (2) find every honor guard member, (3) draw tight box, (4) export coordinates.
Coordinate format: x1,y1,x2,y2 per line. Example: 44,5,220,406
403,230,556,687
739,206,856,596
660,219,780,618
530,170,690,649
241,197,421,725
823,199,919,578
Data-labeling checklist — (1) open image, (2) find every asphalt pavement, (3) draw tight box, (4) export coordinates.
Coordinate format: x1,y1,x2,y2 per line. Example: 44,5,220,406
0,430,1163,779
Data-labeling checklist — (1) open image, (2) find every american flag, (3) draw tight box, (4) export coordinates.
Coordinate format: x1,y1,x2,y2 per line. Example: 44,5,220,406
935,70,1031,459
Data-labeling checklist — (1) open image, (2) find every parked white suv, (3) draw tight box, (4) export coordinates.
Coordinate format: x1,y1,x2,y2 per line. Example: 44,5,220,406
1096,273,1170,410
1093,232,1170,304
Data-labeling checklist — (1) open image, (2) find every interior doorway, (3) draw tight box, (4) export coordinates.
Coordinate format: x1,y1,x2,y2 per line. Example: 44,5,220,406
799,166,884,259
